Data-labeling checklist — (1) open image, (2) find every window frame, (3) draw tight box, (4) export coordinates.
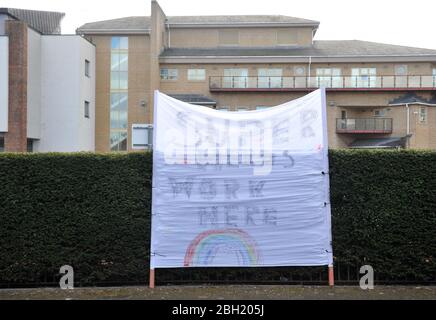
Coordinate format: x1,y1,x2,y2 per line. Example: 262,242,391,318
419,106,427,123
85,59,90,78
187,68,206,81
84,101,90,119
160,68,178,81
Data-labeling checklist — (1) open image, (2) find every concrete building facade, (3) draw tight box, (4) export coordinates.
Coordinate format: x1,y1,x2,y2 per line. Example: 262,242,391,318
77,1,436,152
0,8,95,152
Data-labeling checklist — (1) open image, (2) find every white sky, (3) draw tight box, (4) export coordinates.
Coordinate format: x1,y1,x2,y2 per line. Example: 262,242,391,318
2,0,436,49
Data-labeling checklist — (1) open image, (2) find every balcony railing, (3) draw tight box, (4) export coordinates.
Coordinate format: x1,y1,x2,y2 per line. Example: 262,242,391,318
336,118,393,134
209,76,436,91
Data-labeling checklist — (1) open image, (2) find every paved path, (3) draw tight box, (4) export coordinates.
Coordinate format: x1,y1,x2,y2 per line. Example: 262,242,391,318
0,285,435,300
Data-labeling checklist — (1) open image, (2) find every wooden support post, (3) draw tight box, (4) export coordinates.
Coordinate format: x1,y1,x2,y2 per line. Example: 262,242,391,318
149,269,155,288
328,264,334,287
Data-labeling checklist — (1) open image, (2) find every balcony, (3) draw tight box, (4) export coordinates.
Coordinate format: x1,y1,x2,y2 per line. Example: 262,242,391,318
336,118,393,134
209,76,436,92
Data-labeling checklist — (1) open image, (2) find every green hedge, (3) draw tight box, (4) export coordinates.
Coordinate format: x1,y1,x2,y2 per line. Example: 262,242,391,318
0,150,435,286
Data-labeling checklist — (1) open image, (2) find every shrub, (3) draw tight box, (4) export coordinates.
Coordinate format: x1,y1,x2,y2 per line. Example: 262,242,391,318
0,150,434,286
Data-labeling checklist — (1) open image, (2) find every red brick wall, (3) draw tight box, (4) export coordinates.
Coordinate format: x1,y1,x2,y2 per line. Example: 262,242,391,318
4,20,28,152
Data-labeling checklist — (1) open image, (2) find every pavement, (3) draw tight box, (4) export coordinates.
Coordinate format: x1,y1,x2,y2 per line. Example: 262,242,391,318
0,285,435,300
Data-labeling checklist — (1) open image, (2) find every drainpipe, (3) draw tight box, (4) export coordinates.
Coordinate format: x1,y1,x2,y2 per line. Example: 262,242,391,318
308,56,312,87
166,20,171,48
406,103,411,148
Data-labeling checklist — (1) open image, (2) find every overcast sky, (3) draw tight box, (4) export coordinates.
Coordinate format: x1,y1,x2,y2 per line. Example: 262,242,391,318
2,0,436,49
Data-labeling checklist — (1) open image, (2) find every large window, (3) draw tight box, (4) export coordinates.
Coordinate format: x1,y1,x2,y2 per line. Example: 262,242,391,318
110,36,128,152
258,68,283,88
351,68,377,88
223,68,248,88
160,68,178,80
187,69,206,81
316,68,341,88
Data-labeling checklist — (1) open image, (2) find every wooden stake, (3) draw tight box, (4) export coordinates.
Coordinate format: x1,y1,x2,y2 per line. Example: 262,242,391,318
328,264,334,287
149,268,155,288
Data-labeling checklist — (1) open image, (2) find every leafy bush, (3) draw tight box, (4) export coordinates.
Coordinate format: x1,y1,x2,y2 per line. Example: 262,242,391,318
0,150,434,286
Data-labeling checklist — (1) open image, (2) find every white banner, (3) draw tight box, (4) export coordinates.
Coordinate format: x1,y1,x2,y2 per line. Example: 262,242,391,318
150,89,333,268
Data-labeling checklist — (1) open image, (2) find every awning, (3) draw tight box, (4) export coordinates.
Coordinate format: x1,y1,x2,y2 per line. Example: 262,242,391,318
350,137,407,149
169,94,216,106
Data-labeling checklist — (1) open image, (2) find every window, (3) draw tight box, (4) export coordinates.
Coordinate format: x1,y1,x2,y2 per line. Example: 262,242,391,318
110,93,128,129
316,68,342,88
219,30,239,46
294,66,305,76
160,68,178,80
433,69,436,86
85,60,90,77
132,124,153,150
419,106,427,123
217,106,229,111
277,30,298,45
0,137,4,152
187,69,206,81
111,36,128,50
223,68,248,88
374,109,386,117
110,37,128,152
351,68,377,88
258,69,283,88
256,106,269,110
236,107,249,112
341,110,347,119
395,65,408,76
27,139,33,153
84,101,90,118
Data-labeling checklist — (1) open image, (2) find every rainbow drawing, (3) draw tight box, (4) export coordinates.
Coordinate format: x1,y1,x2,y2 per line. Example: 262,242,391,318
184,229,261,267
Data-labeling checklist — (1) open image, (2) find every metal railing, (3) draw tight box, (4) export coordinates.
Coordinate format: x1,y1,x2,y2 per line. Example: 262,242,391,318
209,76,436,90
336,118,393,133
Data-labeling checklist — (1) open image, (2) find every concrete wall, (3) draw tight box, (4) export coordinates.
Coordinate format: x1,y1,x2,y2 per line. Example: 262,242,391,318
0,36,8,132
27,28,41,140
39,36,95,152
169,27,313,48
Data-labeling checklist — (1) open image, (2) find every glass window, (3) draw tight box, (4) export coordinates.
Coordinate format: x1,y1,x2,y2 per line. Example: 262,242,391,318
84,101,90,118
110,93,128,129
419,107,427,123
0,137,4,152
160,68,178,80
395,65,408,75
110,131,128,152
223,68,248,88
111,53,128,72
236,107,249,112
188,69,206,81
111,37,128,50
351,68,377,88
217,106,229,111
85,60,90,77
316,68,342,88
27,139,33,153
258,69,283,88
111,37,120,50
